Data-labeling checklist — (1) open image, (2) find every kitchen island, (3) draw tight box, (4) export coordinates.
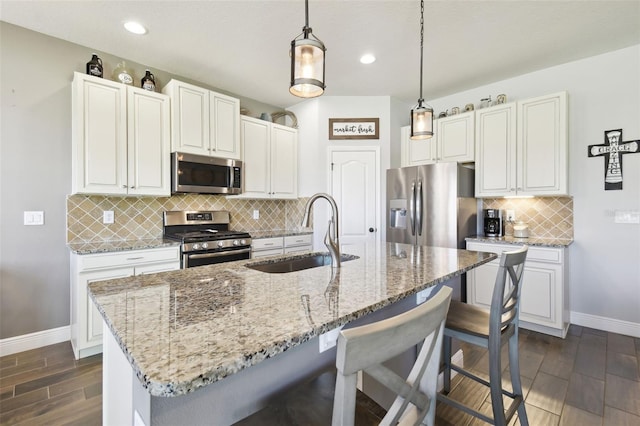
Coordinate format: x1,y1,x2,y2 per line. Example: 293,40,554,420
89,242,496,425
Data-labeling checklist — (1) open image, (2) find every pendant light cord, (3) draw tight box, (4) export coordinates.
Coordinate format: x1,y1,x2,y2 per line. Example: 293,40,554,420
419,0,424,102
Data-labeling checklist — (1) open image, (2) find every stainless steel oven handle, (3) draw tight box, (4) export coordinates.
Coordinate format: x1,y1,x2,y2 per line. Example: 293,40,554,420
187,248,251,260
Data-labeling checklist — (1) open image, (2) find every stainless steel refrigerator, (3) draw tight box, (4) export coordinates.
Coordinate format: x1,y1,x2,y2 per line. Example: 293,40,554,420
386,162,477,299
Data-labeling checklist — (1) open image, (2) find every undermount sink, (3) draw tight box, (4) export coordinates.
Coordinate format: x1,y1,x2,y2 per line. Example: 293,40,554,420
245,253,359,274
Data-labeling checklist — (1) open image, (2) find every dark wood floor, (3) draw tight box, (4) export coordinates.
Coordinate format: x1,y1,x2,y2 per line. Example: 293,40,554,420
1,325,639,425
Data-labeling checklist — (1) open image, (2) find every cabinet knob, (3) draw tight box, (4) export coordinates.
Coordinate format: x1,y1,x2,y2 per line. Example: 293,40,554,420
130,186,135,189
122,185,128,188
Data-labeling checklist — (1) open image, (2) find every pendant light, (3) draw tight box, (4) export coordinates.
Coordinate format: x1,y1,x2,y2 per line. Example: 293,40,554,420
290,0,326,98
410,0,433,139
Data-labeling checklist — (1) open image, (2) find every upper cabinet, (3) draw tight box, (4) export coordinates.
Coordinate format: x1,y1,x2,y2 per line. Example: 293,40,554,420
162,79,240,159
237,116,298,199
72,72,170,196
400,111,474,167
475,91,568,197
436,111,475,163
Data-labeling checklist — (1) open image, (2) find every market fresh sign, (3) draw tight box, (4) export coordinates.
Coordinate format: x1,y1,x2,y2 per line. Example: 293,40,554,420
329,118,379,140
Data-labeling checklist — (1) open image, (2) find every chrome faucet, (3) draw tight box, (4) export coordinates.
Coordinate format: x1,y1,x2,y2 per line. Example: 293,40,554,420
301,193,341,268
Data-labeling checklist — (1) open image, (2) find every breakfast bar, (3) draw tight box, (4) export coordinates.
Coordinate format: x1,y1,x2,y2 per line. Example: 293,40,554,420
89,242,496,425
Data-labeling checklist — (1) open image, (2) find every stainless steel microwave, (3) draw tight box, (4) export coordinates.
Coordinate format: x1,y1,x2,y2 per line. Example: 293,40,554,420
171,152,242,195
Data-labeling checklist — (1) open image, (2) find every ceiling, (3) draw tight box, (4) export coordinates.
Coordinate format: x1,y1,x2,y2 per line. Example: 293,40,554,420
1,1,639,108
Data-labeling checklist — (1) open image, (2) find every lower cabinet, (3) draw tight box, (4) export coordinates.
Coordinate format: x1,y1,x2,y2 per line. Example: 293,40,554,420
70,246,180,359
466,241,569,338
251,234,313,259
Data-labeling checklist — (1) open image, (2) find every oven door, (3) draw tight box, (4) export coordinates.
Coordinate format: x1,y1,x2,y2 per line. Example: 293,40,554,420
183,247,251,268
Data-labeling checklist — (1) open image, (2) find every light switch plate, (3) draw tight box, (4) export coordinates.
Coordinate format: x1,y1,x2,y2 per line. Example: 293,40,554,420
253,210,260,220
614,210,640,224
506,210,516,222
103,210,115,224
24,211,44,225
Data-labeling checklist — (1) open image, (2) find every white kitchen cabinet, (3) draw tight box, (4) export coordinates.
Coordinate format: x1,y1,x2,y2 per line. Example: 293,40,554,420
162,79,240,159
475,91,568,197
400,112,473,167
251,234,312,258
466,241,568,338
251,237,284,258
238,116,298,199
436,111,475,163
70,246,180,359
72,72,170,196
400,125,437,166
283,234,313,254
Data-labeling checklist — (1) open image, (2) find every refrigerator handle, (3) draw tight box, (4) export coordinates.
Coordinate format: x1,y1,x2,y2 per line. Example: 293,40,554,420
416,179,423,236
409,180,416,236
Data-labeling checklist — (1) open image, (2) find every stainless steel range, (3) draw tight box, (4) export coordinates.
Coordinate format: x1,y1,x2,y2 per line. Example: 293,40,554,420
163,210,252,268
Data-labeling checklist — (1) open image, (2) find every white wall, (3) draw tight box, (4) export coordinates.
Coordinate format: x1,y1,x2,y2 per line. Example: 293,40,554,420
289,96,407,248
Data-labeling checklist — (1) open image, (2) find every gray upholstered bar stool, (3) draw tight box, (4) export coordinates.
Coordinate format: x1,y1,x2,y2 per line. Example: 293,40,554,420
236,286,453,426
438,246,529,426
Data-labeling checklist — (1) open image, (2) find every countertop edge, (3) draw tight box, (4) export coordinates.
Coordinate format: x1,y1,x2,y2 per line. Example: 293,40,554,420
466,235,573,248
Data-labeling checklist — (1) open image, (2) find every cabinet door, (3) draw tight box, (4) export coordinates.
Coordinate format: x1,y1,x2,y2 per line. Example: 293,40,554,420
437,111,474,163
475,103,517,197
210,93,240,159
467,261,499,311
401,126,436,167
270,124,298,199
167,80,210,155
517,91,568,195
519,262,562,327
82,267,134,344
72,73,127,195
240,117,271,197
127,87,171,196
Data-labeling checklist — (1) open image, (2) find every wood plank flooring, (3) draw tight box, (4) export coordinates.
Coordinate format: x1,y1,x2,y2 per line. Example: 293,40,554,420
0,342,101,425
1,325,639,425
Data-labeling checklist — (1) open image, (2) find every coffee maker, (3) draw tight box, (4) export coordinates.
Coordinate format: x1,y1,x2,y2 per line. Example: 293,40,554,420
484,209,504,237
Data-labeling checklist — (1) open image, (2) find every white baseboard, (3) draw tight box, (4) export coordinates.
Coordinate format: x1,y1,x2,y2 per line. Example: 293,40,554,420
0,326,70,356
570,311,640,338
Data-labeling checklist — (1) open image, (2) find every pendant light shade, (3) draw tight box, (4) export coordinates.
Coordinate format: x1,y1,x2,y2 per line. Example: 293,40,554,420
410,0,433,139
290,0,326,98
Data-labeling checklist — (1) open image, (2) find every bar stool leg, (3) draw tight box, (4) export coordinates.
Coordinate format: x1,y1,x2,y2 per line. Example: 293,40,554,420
489,336,507,426
508,332,529,426
443,335,452,394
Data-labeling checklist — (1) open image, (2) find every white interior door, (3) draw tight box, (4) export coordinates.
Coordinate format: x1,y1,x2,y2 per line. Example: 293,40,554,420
329,147,379,258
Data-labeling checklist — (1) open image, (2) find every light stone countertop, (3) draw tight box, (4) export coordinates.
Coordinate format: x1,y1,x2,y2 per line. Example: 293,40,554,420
88,242,496,398
67,238,181,255
466,235,574,248
249,230,313,239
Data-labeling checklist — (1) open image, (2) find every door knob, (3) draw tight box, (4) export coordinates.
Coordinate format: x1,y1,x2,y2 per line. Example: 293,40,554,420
369,227,376,233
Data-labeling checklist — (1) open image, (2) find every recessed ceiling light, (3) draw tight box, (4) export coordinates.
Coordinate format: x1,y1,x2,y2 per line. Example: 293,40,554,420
360,54,376,65
124,21,147,35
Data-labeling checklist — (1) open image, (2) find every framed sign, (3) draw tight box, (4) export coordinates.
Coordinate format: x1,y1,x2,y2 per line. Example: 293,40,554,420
329,118,379,140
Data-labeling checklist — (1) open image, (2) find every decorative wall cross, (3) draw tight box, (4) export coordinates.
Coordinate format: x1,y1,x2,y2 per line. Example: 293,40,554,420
588,129,639,190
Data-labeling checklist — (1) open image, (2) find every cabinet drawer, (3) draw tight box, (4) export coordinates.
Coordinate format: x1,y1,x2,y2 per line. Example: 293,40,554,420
77,247,180,271
466,242,562,264
284,245,312,254
252,237,284,250
252,248,284,259
284,234,312,247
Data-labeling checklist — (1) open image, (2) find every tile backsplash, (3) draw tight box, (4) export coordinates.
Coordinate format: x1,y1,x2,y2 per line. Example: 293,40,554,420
67,194,310,243
482,197,573,239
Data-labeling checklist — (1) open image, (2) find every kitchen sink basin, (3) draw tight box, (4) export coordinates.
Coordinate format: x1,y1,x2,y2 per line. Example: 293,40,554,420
245,253,359,274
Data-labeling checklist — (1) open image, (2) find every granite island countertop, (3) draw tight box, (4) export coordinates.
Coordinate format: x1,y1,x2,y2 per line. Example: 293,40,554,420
88,242,496,398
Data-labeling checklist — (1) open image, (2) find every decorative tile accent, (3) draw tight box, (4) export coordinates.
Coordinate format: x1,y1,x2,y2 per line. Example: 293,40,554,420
67,195,312,243
482,197,573,239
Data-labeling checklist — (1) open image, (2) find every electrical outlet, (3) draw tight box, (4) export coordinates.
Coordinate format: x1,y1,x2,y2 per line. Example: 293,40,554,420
103,210,115,224
24,211,44,225
253,209,260,220
506,210,516,222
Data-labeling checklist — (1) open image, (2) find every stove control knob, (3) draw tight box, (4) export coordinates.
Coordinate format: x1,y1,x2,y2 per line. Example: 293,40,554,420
233,240,240,246
217,241,224,248
201,242,208,249
240,239,246,245
192,243,200,250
